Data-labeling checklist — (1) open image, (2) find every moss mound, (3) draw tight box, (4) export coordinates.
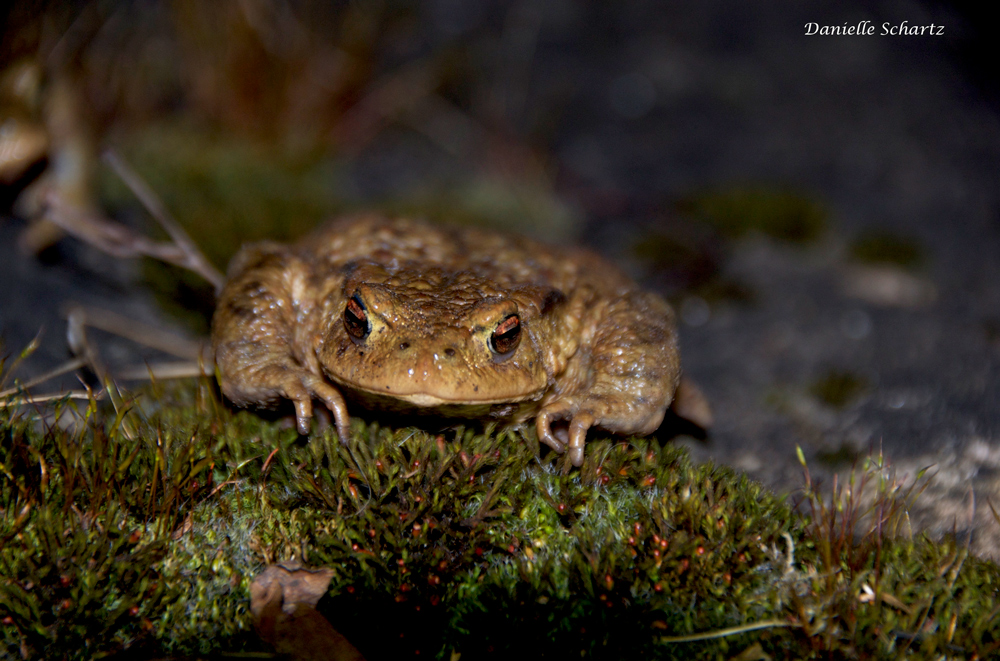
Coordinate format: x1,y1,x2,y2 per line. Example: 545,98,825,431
1,377,999,659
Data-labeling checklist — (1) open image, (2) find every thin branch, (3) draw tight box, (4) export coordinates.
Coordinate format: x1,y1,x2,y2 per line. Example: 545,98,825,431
117,362,212,381
65,308,139,439
44,189,190,264
0,357,88,398
62,305,206,360
656,619,797,644
66,306,107,383
0,390,105,407
102,150,225,292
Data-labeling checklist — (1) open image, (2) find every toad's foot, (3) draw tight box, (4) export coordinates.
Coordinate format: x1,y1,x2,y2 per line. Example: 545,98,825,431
535,401,597,467
536,395,667,467
211,242,352,441
222,363,351,442
288,373,351,442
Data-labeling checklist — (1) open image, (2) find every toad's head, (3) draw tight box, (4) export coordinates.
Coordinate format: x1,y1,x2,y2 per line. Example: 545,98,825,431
316,260,566,410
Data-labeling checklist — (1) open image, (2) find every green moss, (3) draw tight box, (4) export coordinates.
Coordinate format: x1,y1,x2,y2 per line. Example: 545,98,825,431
809,370,869,409
814,442,863,468
633,232,718,286
2,378,999,659
678,187,827,245
381,178,580,242
632,232,755,303
849,230,926,270
635,186,824,302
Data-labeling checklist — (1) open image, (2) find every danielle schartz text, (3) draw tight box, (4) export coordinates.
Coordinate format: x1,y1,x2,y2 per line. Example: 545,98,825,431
804,21,944,36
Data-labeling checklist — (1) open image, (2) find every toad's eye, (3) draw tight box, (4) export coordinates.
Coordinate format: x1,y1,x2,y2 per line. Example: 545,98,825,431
490,314,521,355
344,294,370,340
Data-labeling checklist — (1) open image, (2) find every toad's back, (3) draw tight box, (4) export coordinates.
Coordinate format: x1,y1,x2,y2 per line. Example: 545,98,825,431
306,215,631,292
212,214,683,466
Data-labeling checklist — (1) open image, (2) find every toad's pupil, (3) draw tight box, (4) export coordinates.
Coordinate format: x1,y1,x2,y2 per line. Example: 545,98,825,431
490,314,521,354
344,295,369,339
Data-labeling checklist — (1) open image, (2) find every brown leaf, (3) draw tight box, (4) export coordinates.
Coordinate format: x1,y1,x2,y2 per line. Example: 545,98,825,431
671,377,713,429
250,562,365,661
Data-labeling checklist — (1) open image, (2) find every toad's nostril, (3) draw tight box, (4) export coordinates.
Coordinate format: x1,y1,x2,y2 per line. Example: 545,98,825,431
399,342,410,350
444,347,456,357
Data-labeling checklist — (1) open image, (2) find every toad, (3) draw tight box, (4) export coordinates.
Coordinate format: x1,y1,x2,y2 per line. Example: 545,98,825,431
212,214,701,466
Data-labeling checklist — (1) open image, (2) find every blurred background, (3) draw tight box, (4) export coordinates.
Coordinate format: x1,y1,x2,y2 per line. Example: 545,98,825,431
2,1,999,554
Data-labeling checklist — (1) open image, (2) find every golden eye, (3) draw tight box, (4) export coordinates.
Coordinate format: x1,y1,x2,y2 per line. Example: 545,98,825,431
344,294,369,339
490,314,521,355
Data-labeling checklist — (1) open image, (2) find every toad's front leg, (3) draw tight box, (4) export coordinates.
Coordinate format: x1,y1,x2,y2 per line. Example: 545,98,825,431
536,290,681,466
211,243,350,441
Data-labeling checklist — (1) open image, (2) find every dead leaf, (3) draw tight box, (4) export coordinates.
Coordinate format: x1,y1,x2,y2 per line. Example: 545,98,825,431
250,561,365,661
672,377,713,429
729,642,771,661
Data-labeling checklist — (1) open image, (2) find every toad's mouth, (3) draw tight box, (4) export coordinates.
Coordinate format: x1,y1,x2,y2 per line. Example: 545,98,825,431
319,337,551,407
331,378,546,407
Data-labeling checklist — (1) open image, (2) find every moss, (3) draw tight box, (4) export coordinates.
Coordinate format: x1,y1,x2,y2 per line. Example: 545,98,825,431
632,231,755,304
809,370,869,409
814,442,863,468
636,186,824,301
381,178,580,242
849,231,926,270
2,378,1000,659
678,187,827,245
633,232,718,287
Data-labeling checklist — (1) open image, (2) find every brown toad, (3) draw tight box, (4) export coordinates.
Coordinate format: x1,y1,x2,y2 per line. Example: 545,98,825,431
211,214,691,465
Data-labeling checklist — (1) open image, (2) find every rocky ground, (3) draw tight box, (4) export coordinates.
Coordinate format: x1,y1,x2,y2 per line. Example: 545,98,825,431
3,0,999,555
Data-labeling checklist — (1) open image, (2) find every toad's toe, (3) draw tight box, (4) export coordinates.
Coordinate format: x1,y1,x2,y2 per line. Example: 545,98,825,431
567,412,595,467
535,407,568,453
